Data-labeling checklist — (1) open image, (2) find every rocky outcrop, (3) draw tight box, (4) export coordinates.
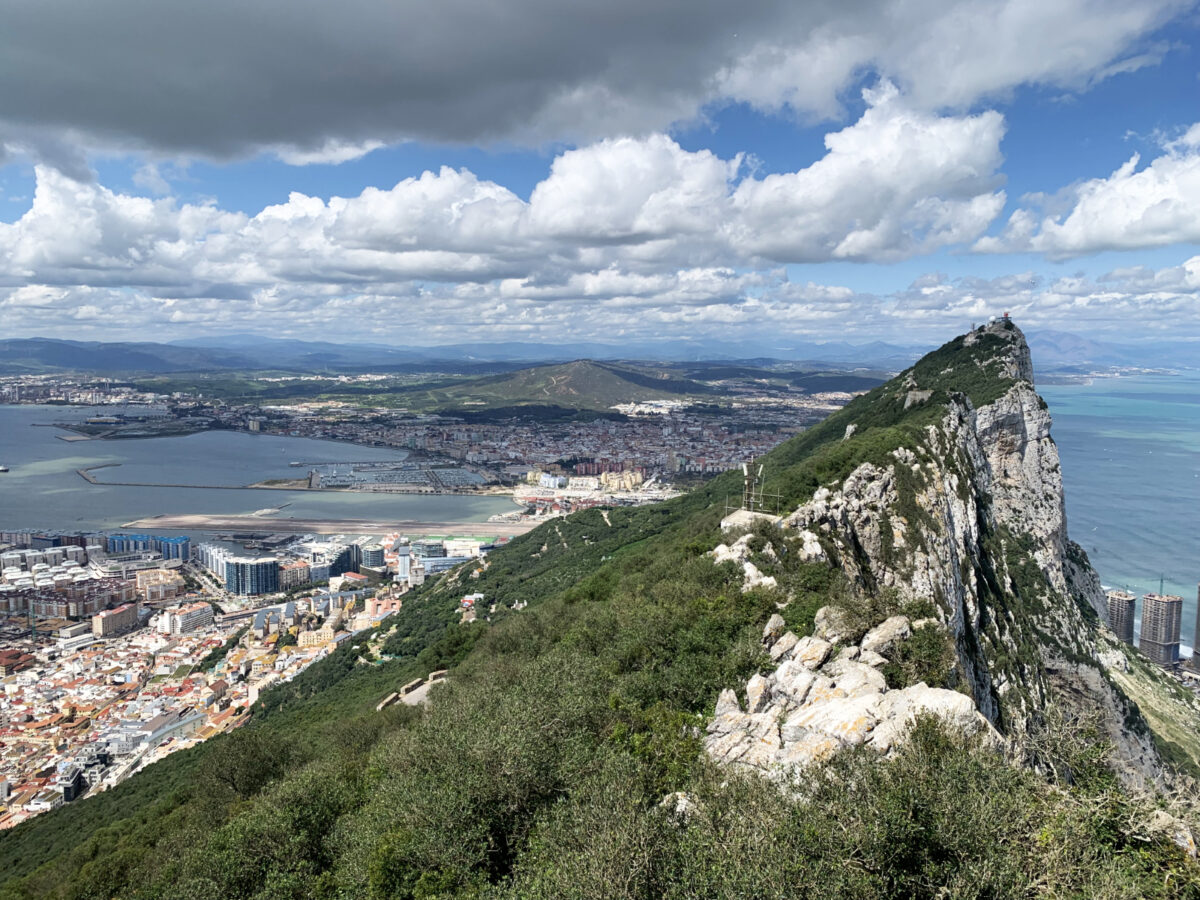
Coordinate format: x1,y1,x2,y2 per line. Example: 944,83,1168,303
709,533,779,591
706,611,999,776
707,320,1185,785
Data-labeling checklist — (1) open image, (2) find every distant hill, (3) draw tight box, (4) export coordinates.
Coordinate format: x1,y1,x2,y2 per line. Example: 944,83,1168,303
9,330,1191,377
1027,329,1200,370
0,338,260,374
404,359,717,412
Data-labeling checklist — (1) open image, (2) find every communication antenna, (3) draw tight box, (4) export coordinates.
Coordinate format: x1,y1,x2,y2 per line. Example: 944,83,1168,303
741,459,768,512
726,458,782,519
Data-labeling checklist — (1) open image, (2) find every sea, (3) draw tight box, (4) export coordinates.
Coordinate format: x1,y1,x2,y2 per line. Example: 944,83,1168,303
1039,373,1200,654
0,405,513,536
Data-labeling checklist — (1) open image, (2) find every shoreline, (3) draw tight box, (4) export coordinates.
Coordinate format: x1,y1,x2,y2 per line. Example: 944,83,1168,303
121,512,539,537
73,463,514,498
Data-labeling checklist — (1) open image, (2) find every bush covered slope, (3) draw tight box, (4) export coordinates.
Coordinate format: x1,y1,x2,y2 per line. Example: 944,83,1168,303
2,325,1199,899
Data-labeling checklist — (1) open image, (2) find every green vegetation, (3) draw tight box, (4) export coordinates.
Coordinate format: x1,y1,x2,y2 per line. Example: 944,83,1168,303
198,626,248,672
133,359,715,414
3,325,1197,899
907,324,1022,408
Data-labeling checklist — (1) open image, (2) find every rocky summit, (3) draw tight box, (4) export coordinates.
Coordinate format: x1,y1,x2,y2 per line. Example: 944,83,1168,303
706,319,1200,785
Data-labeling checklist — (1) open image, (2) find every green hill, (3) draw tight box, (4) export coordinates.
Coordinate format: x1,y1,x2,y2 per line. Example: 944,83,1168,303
3,323,1198,899
398,359,715,412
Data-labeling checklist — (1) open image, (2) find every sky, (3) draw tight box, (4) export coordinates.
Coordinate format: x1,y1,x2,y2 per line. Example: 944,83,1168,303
1,0,1199,351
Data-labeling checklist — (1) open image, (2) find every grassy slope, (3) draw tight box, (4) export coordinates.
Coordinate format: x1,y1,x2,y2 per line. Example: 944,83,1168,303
1108,646,1200,776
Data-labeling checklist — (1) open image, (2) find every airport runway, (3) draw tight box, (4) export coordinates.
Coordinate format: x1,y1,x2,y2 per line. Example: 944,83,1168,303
121,513,539,537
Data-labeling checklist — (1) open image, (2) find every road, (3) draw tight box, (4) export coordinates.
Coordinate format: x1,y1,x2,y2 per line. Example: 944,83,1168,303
121,513,539,537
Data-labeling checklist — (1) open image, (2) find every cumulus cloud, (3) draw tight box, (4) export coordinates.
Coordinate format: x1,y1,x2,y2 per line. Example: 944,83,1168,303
2,87,1196,346
729,83,1006,262
0,0,1186,162
977,123,1200,257
0,89,1006,292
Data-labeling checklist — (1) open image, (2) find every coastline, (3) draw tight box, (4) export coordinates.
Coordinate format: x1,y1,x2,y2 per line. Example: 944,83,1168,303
121,512,538,537
73,462,514,497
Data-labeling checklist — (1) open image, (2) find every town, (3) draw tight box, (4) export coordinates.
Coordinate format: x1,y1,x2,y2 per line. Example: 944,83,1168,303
0,370,866,504
0,526,503,828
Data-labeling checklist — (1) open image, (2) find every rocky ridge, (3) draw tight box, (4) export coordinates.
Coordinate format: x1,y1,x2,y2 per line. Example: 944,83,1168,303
706,320,1197,784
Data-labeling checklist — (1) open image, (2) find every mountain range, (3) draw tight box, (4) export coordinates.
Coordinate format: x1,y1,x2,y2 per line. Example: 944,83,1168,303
0,329,1195,376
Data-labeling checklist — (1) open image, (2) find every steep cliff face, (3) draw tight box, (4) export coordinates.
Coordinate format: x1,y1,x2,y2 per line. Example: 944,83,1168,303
708,320,1195,784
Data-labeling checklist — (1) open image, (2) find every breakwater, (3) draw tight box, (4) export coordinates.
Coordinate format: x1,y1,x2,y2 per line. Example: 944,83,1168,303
77,464,271,491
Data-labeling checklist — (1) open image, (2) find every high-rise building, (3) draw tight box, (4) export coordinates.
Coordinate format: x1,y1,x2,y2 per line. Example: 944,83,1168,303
197,543,233,580
1139,593,1183,666
411,540,446,559
1193,584,1200,672
279,559,311,591
1105,590,1136,645
225,558,280,596
394,545,411,580
154,536,191,560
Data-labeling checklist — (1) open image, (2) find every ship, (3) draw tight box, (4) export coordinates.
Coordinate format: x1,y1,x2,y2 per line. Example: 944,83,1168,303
0,465,9,473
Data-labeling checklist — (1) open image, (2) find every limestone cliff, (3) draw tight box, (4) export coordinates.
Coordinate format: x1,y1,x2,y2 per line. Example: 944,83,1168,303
706,319,1200,785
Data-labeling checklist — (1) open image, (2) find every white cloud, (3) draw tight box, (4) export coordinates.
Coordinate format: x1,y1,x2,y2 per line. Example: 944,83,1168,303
0,88,1004,295
274,140,385,166
977,123,1200,257
889,262,1200,338
729,83,1006,262
132,163,171,196
4,254,1199,346
2,89,1197,346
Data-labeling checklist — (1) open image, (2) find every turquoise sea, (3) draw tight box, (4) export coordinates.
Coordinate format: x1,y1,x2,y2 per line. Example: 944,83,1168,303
1039,373,1200,654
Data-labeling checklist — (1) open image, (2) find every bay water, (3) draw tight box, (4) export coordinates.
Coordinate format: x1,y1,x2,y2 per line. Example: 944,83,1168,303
0,405,513,533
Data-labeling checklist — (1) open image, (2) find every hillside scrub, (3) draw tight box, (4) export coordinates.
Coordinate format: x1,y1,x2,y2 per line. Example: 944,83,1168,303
4,497,1197,899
